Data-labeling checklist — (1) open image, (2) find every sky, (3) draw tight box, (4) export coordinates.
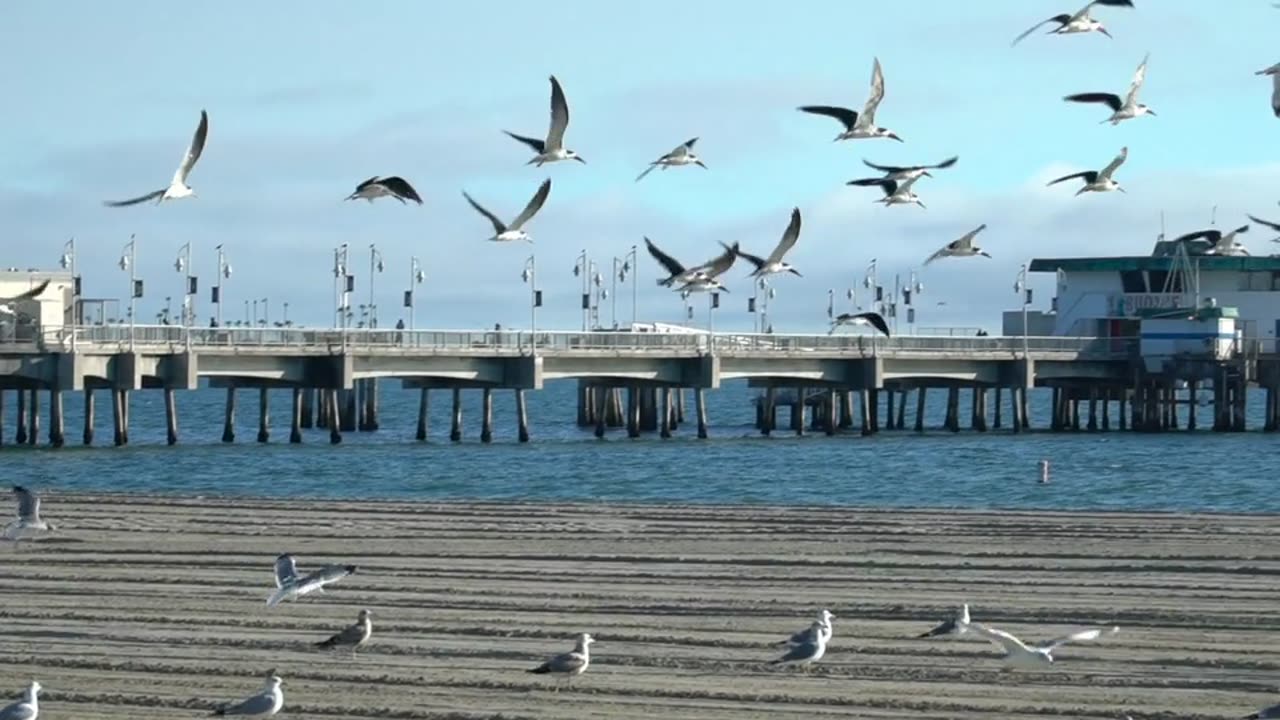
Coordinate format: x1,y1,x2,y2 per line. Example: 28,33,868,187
2,1,1278,333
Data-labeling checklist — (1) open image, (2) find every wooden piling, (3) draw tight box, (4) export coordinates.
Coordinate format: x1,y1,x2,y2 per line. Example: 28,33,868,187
1233,376,1247,431
82,388,94,445
0,390,4,447
222,387,237,443
516,389,530,443
49,389,64,448
365,378,380,431
1086,387,1098,431
695,388,709,439
626,386,640,439
1101,388,1111,431
300,388,314,429
823,389,836,436
869,389,881,433
111,389,126,446
839,391,854,429
15,388,27,444
792,387,805,436
163,388,178,446
327,389,342,444
993,387,1003,429
762,387,776,436
577,383,591,427
860,390,872,436
640,388,658,432
915,387,927,432
416,389,430,441
660,389,672,439
316,388,329,429
944,386,960,432
1070,393,1081,431
886,390,896,431
1118,389,1128,430
290,388,303,444
895,390,908,430
593,386,607,439
481,388,494,443
1019,385,1031,430
450,388,463,442
1187,381,1198,431
26,388,39,446
341,389,357,432
676,389,685,424
256,388,270,443
971,387,987,431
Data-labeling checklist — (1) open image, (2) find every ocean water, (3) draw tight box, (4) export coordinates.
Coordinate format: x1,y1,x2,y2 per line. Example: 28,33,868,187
1,380,1275,512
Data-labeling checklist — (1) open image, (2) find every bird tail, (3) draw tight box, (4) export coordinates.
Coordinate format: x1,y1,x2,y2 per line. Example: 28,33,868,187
211,707,227,716
527,665,551,674
917,629,938,639
657,278,672,287
315,638,336,650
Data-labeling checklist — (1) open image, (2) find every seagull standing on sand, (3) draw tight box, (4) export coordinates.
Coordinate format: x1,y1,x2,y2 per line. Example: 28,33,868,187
267,554,357,607
1173,225,1251,256
1257,63,1280,118
0,681,40,720
211,673,283,717
925,225,991,265
733,208,803,278
1048,147,1128,195
505,76,585,166
0,281,51,321
1064,54,1155,124
104,110,209,207
847,175,927,208
770,626,828,670
1247,214,1280,242
4,487,56,544
776,609,835,646
462,179,552,243
918,604,971,638
969,623,1119,668
636,138,706,181
645,237,738,288
315,609,373,657
863,156,958,182
830,311,891,337
345,176,423,205
798,58,902,142
528,633,594,690
1012,0,1135,46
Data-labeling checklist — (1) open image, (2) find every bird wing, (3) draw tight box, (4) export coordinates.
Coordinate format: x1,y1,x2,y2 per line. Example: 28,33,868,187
103,189,165,207
1047,171,1097,187
918,617,958,638
863,159,910,174
846,177,895,194
782,622,822,645
797,105,860,131
1063,92,1123,112
924,244,954,266
503,130,546,154
1246,701,1280,719
1042,625,1119,650
463,192,508,234
1098,146,1128,180
379,176,423,205
354,176,380,192
324,620,367,647
219,691,276,716
700,244,738,278
1265,67,1280,117
509,178,552,231
539,649,588,674
773,636,821,663
679,136,698,151
172,109,209,186
1247,215,1280,232
730,245,766,272
299,563,356,589
956,224,988,249
854,311,890,337
969,623,1031,655
635,164,658,182
1125,53,1149,105
13,486,39,521
2,280,50,303
546,75,570,151
1171,229,1221,245
274,554,299,588
766,208,802,265
0,700,37,720
644,237,687,277
1012,15,1068,46
930,155,960,170
860,58,885,125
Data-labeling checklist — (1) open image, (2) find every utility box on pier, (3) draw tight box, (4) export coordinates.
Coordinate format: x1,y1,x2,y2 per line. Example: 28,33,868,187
1139,307,1237,372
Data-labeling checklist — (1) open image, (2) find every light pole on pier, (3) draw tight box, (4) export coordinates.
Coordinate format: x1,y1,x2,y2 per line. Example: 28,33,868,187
368,244,384,328
573,250,590,331
407,256,424,330
522,254,540,341
613,245,637,329
333,244,351,348
214,245,231,328
61,238,78,351
1015,263,1030,357
119,234,138,351
259,297,269,327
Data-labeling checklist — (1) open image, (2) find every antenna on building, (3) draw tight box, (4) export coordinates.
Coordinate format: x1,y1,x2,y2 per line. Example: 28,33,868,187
1210,204,1217,226
1158,210,1165,241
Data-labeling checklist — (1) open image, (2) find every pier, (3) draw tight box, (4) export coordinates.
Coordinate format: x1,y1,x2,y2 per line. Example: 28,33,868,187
1,324,1275,445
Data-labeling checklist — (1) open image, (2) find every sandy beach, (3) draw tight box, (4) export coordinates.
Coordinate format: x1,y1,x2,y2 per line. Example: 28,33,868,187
1,495,1278,719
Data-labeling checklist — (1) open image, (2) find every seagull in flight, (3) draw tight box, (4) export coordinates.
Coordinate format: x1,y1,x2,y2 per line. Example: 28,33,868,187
315,609,372,657
1012,0,1135,46
0,281,51,320
863,155,958,182
925,225,991,265
462,179,552,243
676,243,738,294
528,633,594,690
733,208,803,278
4,486,56,544
266,554,357,607
776,609,835,647
847,175,927,208
344,176,423,205
212,672,283,717
104,110,209,207
1247,214,1280,241
0,681,40,720
1258,63,1280,118
918,604,971,638
505,76,585,166
1173,225,1251,256
1048,146,1128,195
1065,53,1154,124
798,58,902,142
969,622,1119,668
636,137,706,181
645,237,737,288
830,311,890,337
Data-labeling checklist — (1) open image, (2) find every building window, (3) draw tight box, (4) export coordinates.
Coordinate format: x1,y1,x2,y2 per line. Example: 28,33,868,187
1120,270,1145,293
1240,272,1271,291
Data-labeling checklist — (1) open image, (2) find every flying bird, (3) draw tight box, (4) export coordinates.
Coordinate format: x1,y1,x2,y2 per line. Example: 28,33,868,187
1247,214,1280,241
969,623,1119,668
776,609,835,647
266,554,357,607
925,225,991,265
4,486,56,543
636,137,706,181
645,237,737,288
847,175,927,208
733,208,803,278
1064,53,1154,124
505,76,585,166
528,633,594,689
830,311,891,337
1047,146,1128,195
1172,225,1251,256
798,58,902,142
0,281,51,320
1012,0,1135,45
315,609,372,657
211,673,283,717
676,243,739,294
344,176,423,205
863,155,958,182
462,179,552,243
918,604,971,638
1258,63,1280,118
0,681,40,720
104,110,210,207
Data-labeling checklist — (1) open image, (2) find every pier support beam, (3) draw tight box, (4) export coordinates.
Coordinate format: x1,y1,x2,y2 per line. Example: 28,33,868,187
660,389,672,439
1009,387,1022,434
695,388,709,439
516,389,530,443
944,387,960,432
290,388,303,444
824,389,837,436
112,389,127,446
1020,385,1031,430
886,390,896,431
792,387,805,436
257,388,270,443
450,388,463,443
860,390,872,436
762,388,776,436
1187,381,1198,432
481,388,494,443
362,378,379,431
300,389,314,430
915,387,926,433
839,391,854,429
222,387,237,443
14,388,26,444
82,388,94,446
327,390,342,444
896,390,908,430
416,389,430,441
26,389,39,447
626,386,640,439
1087,388,1098,431
971,387,987,432
341,390,357,433
164,388,178,446
49,389,64,448
0,391,5,447
869,389,881,433
993,387,1003,429
594,386,607,439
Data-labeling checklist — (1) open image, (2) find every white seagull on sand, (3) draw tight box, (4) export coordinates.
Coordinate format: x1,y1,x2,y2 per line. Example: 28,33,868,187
636,137,706,181
770,626,828,669
266,554,357,607
528,633,594,689
462,179,552,243
104,110,209,207
0,681,40,720
863,155,958,182
4,486,56,543
926,225,992,265
776,609,835,646
211,672,283,717
1048,146,1128,195
830,311,891,337
1064,53,1155,124
0,281,50,320
969,622,1119,668
733,208,803,278
645,237,738,288
847,175,927,208
798,58,902,142
1172,225,1251,256
1012,0,1135,46
345,176,423,205
918,603,971,638
315,609,373,657
1258,63,1280,118
505,76,585,166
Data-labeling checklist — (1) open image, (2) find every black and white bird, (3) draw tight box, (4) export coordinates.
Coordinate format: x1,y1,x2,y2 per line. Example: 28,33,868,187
734,208,803,278
462,179,552,243
925,225,991,265
528,633,594,688
266,554,357,607
1012,0,1135,45
344,176,423,205
4,486,56,543
636,137,706,181
969,623,1119,669
0,681,40,720
1243,701,1280,719
918,604,971,639
315,609,372,657
863,155,958,182
105,110,209,207
847,175,927,208
675,243,738,294
645,237,737,288
505,76,585,166
1247,214,1280,242
0,280,51,320
1047,146,1128,195
1064,53,1154,124
1172,225,1251,256
211,672,283,717
1258,63,1280,118
798,58,902,142
776,609,835,647
830,311,891,337
769,625,828,669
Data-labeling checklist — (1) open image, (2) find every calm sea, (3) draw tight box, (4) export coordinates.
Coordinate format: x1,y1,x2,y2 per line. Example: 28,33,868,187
1,381,1274,512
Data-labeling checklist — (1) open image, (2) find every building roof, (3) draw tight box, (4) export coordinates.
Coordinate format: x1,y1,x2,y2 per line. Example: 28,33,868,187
1030,256,1280,273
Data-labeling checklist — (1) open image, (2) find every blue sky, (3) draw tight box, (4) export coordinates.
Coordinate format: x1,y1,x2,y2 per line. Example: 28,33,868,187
2,1,1278,332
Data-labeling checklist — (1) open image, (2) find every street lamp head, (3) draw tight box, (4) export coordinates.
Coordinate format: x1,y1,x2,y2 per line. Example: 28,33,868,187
60,253,71,269
376,259,385,273
223,265,233,279
915,282,924,294
118,255,129,271
846,288,854,300
521,268,532,284
572,264,580,277
414,270,425,284
174,257,185,273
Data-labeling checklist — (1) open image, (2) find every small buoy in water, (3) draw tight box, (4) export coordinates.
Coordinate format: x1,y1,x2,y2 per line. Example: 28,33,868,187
1039,459,1050,484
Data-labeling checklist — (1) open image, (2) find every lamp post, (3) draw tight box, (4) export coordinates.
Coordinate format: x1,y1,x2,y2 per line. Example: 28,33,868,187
407,256,424,330
573,249,589,331
614,245,637,329
259,297,269,327
522,254,540,340
283,302,290,326
827,288,834,323
61,238,78,351
368,244,384,328
119,234,138,351
1015,263,1030,356
214,244,231,328
591,269,604,330
864,258,879,314
334,244,351,349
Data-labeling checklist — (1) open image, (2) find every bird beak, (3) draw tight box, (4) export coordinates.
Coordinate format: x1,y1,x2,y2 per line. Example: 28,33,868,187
573,156,587,164
1074,187,1087,197
1098,26,1112,38
525,157,540,166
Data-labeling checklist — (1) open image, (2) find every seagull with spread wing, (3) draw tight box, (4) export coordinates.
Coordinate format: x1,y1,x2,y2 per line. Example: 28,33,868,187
0,281,50,321
266,554,357,607
925,225,991,265
847,175,927,208
830,311,891,337
1048,146,1128,195
1172,224,1251,256
3,486,56,544
1247,214,1280,242
345,176,423,205
798,58,902,142
1012,0,1135,46
644,237,736,288
969,622,1119,668
105,110,209,207
676,243,738,294
863,155,958,183
462,179,552,243
1064,53,1154,124
636,137,706,181
505,76,585,166
733,208,803,278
